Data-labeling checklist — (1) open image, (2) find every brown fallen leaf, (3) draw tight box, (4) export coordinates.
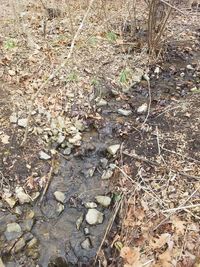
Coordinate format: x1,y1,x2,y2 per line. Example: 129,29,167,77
153,249,173,267
120,246,142,267
171,215,186,235
150,233,171,249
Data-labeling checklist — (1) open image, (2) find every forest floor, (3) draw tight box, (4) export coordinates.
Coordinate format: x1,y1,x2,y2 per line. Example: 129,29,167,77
0,1,200,267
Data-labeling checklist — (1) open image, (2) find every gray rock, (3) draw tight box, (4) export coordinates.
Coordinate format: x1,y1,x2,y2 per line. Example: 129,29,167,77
17,118,28,128
63,147,72,155
117,109,132,116
96,99,107,107
84,227,90,235
84,202,97,209
100,158,108,169
39,151,51,160
107,144,120,155
95,196,111,207
137,103,147,114
54,191,65,203
56,203,65,215
15,187,31,204
4,223,22,241
9,113,18,123
4,197,16,208
101,169,113,180
76,214,84,230
81,238,91,250
85,209,103,225
21,219,34,232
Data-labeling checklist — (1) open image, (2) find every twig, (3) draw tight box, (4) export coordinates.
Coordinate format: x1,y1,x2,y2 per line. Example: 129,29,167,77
95,195,123,264
160,0,186,15
156,126,161,155
20,0,95,146
163,203,200,213
176,225,188,264
142,76,151,126
39,157,55,203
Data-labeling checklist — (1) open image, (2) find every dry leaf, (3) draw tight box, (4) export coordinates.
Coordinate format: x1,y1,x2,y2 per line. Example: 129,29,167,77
120,246,142,267
150,233,171,249
171,216,186,235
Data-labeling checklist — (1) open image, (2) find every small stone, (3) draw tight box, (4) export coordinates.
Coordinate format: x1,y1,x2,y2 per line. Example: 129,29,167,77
4,197,16,208
57,134,65,144
15,187,31,204
68,133,82,145
95,196,111,207
4,223,22,241
25,210,35,219
39,151,51,160
74,120,85,131
84,202,97,209
137,103,148,114
56,203,64,215
63,147,72,155
186,64,194,70
107,144,120,155
12,237,25,253
100,158,108,169
54,191,65,203
0,258,5,267
9,113,18,123
117,109,132,116
96,99,107,107
76,214,84,230
14,206,23,215
154,66,160,74
111,89,119,96
81,238,91,250
17,118,28,128
85,209,103,225
8,69,16,76
101,169,113,180
27,237,38,249
21,219,34,232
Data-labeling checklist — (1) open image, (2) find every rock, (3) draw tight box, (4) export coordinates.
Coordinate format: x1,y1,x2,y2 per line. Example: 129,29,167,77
54,191,66,203
84,227,90,235
39,151,51,160
101,169,113,180
4,197,16,208
12,237,25,253
14,206,23,215
68,133,82,145
111,89,119,96
23,232,34,242
4,223,22,241
100,158,108,169
9,113,18,123
63,147,72,155
84,202,97,209
109,163,116,170
81,238,91,250
74,120,85,131
117,109,132,116
85,209,103,225
123,68,143,92
154,66,160,74
8,69,16,76
27,237,38,249
76,214,84,230
96,99,108,107
95,196,111,207
21,219,34,232
186,64,194,70
137,103,148,114
56,203,64,215
57,134,65,144
0,258,5,267
107,144,120,155
25,210,35,219
17,118,28,128
15,187,31,204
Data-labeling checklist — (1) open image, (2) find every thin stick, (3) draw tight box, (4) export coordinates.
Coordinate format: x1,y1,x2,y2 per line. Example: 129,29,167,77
142,77,151,126
163,203,200,213
21,0,95,146
39,157,55,203
156,126,161,155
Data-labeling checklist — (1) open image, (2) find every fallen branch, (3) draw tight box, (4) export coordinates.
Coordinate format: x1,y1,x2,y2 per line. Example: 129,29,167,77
21,0,95,146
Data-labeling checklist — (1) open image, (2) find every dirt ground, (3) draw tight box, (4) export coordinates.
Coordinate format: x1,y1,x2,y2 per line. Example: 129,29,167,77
0,0,200,267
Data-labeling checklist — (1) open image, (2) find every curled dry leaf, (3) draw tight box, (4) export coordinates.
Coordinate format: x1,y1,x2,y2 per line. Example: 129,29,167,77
120,246,142,267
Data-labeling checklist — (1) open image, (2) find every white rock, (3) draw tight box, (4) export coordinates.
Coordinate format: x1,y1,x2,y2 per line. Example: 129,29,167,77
81,238,91,250
39,151,51,160
107,144,120,155
68,133,82,144
96,99,108,107
9,113,18,123
186,64,194,70
0,257,5,267
4,223,22,241
101,169,113,180
54,191,65,203
4,197,16,208
15,187,31,204
17,118,28,128
8,69,16,76
117,109,132,116
57,134,65,144
85,209,103,225
154,66,160,74
95,196,111,207
137,103,148,114
84,202,97,209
